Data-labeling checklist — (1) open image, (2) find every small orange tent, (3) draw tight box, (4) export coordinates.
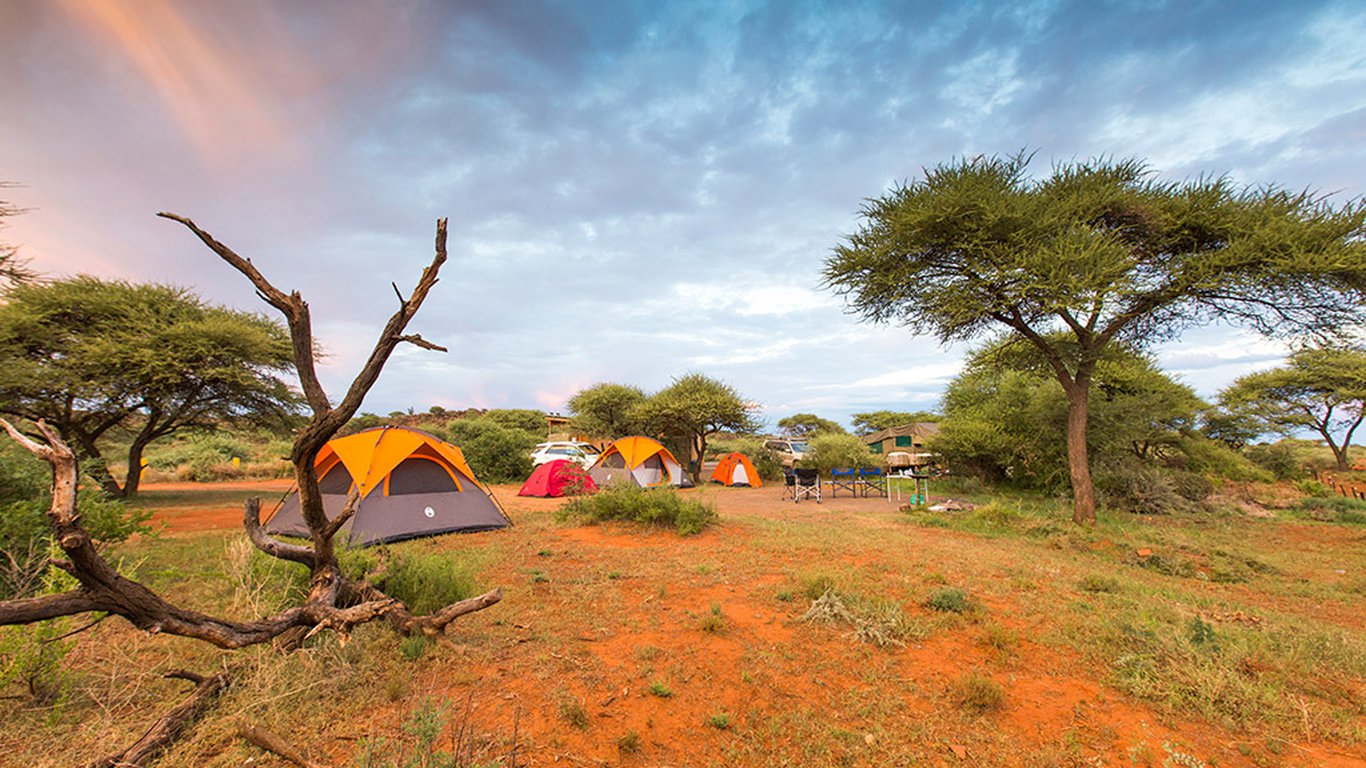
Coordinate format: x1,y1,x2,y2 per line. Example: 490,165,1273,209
265,426,509,545
588,436,683,488
710,452,762,487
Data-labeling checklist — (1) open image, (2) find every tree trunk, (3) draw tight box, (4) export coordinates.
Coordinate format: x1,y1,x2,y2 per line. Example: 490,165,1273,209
1063,381,1097,525
74,432,125,498
692,434,706,483
122,437,152,499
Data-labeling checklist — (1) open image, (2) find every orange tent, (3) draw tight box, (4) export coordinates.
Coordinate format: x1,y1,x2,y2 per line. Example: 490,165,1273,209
710,452,762,487
588,436,683,488
266,426,509,545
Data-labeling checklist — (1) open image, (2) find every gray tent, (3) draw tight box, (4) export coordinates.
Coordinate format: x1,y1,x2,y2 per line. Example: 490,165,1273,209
265,427,510,546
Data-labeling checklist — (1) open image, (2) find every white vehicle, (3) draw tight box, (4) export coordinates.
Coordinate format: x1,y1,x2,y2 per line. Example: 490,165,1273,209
763,438,809,466
529,441,601,469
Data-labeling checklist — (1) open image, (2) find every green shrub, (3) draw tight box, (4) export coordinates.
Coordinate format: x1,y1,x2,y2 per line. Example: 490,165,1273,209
649,680,673,698
1294,479,1333,498
797,433,874,473
0,488,151,600
1295,495,1366,524
558,487,717,536
379,550,479,615
437,418,538,483
925,587,972,613
1095,462,1196,515
1244,443,1303,480
1079,574,1122,593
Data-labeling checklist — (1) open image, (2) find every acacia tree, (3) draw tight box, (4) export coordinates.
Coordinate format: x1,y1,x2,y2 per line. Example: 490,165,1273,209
566,382,647,438
825,153,1366,523
0,216,500,765
935,335,1204,490
1219,345,1366,471
635,373,762,482
850,410,939,435
777,413,846,438
0,277,302,497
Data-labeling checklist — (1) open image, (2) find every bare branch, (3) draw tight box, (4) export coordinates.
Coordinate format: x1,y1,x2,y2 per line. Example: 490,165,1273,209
243,498,315,567
396,333,448,352
158,212,331,415
238,723,332,768
85,670,229,768
320,489,360,541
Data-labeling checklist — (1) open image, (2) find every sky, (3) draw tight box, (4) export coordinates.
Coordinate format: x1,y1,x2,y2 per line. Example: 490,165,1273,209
2,0,1364,431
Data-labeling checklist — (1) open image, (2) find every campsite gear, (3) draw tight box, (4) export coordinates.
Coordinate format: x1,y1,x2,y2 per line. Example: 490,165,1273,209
710,452,763,487
265,426,510,546
519,459,599,497
829,467,858,497
792,468,822,503
589,436,684,488
858,467,888,498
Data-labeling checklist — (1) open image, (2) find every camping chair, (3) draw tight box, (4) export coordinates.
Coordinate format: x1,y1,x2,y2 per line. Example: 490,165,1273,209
857,467,887,498
830,467,857,497
781,469,797,501
793,468,822,503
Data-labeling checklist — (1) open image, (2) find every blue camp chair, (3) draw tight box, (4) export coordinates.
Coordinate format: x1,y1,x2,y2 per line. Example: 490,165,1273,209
830,467,858,497
858,467,887,498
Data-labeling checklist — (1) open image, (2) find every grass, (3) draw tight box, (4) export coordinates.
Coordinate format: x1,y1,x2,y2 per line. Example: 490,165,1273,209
952,672,1006,715
7,474,1366,766
557,486,718,535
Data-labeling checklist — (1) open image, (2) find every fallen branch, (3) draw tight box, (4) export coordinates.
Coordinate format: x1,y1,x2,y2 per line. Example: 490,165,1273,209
85,670,229,768
239,722,333,768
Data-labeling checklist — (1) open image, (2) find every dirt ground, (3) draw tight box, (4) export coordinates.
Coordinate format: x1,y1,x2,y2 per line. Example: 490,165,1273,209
126,477,1366,768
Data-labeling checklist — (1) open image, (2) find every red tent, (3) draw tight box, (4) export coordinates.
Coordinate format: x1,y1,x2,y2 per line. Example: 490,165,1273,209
518,459,599,497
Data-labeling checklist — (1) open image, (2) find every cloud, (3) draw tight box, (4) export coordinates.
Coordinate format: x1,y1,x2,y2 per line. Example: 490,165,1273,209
2,0,1362,431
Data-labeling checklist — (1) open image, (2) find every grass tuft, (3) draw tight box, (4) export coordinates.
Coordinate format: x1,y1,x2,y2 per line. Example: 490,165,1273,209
558,486,718,535
952,672,1006,715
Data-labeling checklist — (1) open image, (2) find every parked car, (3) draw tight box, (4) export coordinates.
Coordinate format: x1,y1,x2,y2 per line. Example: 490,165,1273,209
529,441,601,469
763,438,808,466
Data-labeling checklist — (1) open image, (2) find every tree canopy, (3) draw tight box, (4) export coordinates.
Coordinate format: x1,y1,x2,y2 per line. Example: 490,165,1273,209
0,276,302,497
850,410,939,436
1219,345,1366,471
566,382,647,439
633,373,762,482
826,153,1366,523
777,413,846,438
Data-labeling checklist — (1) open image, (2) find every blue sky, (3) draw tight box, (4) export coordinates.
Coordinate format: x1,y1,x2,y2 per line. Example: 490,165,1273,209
2,0,1363,429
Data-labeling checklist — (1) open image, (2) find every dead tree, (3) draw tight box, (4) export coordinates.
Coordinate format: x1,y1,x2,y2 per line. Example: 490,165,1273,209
0,216,500,762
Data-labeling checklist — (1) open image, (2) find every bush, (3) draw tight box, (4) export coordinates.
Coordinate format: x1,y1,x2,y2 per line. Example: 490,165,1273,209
798,433,874,473
1295,496,1366,524
558,487,717,535
1095,462,1196,515
436,418,538,483
1244,442,1304,480
0,488,151,600
378,550,480,615
925,587,972,613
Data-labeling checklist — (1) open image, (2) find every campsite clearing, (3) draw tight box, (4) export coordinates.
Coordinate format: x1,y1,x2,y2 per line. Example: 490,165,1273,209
3,480,1363,767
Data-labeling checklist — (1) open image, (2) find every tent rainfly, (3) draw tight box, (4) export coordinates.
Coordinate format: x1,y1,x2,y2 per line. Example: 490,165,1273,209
265,426,510,546
518,459,598,497
589,436,684,488
710,452,762,487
